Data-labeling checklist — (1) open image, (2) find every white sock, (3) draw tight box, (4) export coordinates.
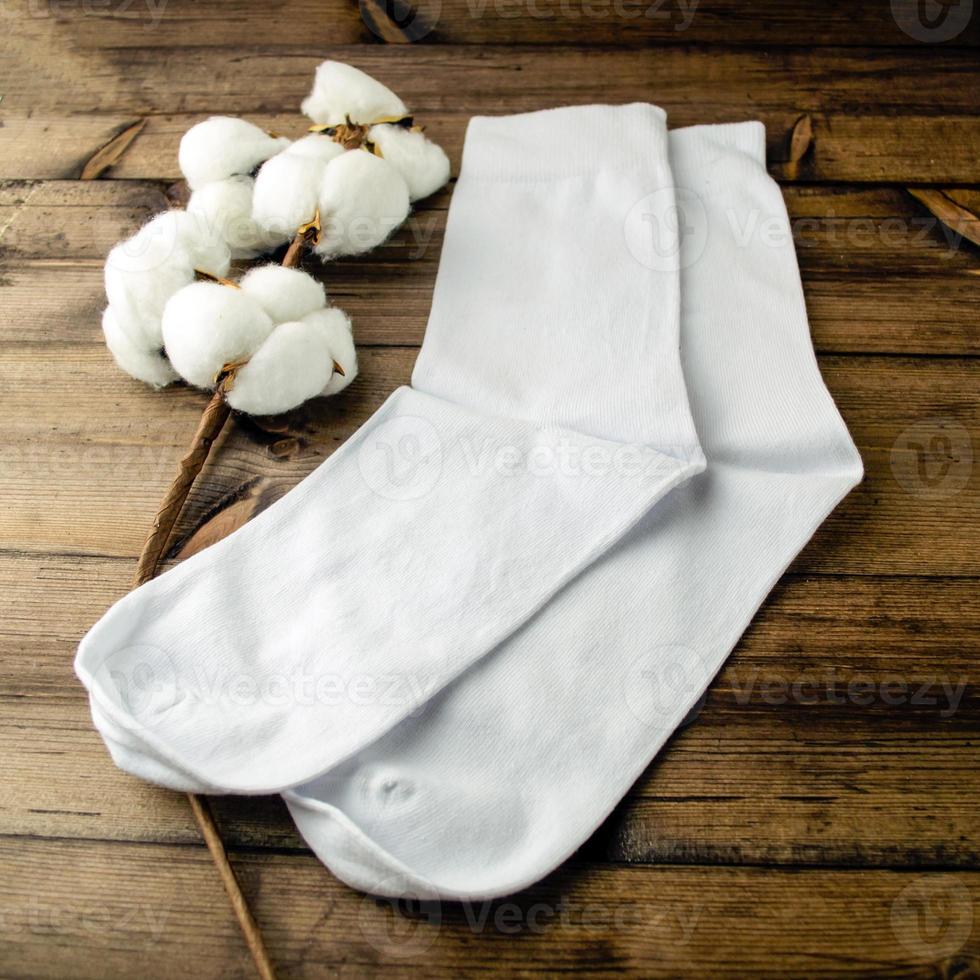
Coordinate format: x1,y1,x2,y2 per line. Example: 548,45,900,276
280,121,864,900
75,104,704,794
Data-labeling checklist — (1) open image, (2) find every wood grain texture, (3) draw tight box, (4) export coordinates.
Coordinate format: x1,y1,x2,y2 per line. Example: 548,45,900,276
2,45,980,182
3,2,980,974
1,341,976,574
6,0,979,48
2,181,979,355
8,109,980,184
2,838,979,978
3,558,977,866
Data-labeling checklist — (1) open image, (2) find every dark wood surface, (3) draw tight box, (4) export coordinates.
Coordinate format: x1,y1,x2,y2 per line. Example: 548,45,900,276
1,1,978,975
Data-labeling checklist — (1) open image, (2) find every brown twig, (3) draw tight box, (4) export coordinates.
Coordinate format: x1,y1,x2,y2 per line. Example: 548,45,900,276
187,795,278,980
133,383,232,587
130,221,323,980
135,220,320,582
282,210,322,269
131,387,276,980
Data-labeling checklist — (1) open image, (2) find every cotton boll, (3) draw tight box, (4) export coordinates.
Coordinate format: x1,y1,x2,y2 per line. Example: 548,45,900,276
188,175,270,259
104,241,191,351
104,214,197,350
301,61,407,127
303,307,358,395
239,265,327,323
251,152,324,246
315,150,410,258
148,209,232,280
285,134,346,164
225,320,335,416
369,124,450,202
181,222,234,279
162,282,275,389
102,306,179,388
106,211,193,280
104,211,232,352
179,116,290,191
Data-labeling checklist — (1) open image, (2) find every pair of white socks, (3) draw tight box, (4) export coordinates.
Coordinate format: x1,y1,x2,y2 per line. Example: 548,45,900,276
76,105,862,901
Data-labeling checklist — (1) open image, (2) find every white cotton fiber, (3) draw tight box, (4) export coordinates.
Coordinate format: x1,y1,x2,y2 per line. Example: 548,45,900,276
188,175,270,260
226,320,336,415
104,241,190,351
301,61,407,127
102,306,179,388
251,152,324,245
173,210,235,278
134,207,233,277
104,211,222,351
369,124,450,202
162,282,274,389
303,307,357,395
239,265,327,323
284,134,347,164
315,150,410,258
179,116,290,191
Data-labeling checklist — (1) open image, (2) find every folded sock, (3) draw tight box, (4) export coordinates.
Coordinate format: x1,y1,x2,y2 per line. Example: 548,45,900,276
280,121,864,900
75,104,704,794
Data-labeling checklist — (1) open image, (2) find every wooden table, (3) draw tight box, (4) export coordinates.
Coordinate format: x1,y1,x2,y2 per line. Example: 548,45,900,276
2,2,978,975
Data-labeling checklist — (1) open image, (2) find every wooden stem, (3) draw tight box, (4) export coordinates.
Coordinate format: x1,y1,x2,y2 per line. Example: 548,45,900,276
187,795,278,980
131,392,277,980
133,384,232,587
282,222,316,269
129,224,320,979
281,232,307,269
136,224,313,586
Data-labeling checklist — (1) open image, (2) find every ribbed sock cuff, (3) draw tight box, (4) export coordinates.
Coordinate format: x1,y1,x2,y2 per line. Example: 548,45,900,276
460,103,669,181
669,120,768,196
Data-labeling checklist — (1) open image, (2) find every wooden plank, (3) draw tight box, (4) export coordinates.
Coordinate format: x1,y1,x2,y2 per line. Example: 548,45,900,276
2,47,980,182
2,181,978,355
0,838,256,979
233,857,980,978
6,252,978,356
8,109,980,185
0,180,173,258
10,179,980,268
0,3,976,975
607,725,980,869
2,838,979,977
3,549,978,867
6,0,979,49
0,341,976,573
0,695,303,850
596,575,980,868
